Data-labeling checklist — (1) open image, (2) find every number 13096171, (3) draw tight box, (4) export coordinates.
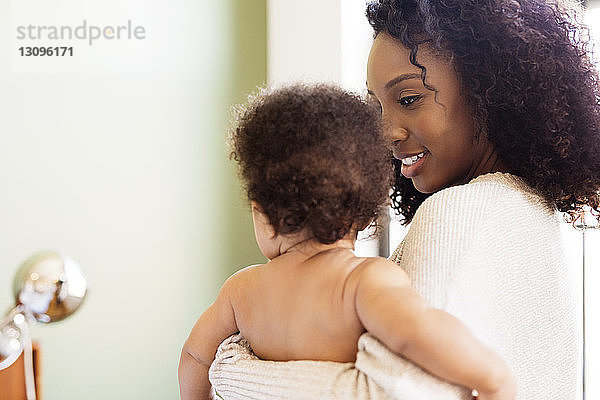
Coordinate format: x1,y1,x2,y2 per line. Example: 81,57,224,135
19,47,73,56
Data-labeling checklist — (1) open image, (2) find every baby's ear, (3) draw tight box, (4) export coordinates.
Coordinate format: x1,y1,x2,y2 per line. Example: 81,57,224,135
250,201,268,222
250,201,277,239
250,201,263,213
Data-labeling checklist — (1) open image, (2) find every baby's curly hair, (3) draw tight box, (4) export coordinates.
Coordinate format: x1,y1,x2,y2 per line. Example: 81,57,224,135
366,0,600,224
229,84,393,245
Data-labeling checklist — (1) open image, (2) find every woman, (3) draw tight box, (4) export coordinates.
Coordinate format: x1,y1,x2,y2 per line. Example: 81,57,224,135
209,0,600,398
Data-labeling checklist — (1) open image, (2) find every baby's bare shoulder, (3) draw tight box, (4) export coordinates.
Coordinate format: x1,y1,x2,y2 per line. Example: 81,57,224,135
221,264,266,294
349,257,412,289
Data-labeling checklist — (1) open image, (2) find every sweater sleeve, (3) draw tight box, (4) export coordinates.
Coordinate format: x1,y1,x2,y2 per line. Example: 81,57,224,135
209,333,470,400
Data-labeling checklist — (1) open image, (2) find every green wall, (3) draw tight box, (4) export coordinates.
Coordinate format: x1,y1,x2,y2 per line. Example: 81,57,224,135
0,1,266,399
221,0,269,278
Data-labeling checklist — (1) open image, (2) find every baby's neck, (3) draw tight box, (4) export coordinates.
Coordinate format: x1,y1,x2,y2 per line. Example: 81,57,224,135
279,236,356,259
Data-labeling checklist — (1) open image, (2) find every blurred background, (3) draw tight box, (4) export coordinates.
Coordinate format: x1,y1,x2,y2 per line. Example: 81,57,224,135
0,0,598,399
0,1,373,399
1,0,268,399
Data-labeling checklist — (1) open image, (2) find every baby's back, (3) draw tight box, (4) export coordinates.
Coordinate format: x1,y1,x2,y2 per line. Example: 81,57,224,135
229,248,368,363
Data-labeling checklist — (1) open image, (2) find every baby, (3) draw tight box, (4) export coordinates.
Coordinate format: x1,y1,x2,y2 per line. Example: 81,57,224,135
178,84,516,400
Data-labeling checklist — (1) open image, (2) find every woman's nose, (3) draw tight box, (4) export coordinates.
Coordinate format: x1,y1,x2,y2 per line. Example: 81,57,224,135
382,116,409,144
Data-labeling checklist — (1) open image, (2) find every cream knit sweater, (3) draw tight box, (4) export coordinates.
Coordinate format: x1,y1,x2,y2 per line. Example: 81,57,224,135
210,173,579,399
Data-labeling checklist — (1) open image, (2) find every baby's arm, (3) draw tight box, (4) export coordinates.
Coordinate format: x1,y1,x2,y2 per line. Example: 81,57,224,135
354,259,516,400
178,276,239,400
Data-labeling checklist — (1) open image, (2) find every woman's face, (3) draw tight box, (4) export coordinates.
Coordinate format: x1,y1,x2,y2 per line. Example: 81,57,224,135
366,33,500,193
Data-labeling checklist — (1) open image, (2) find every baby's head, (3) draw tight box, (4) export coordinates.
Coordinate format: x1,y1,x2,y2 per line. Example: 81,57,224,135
230,83,392,253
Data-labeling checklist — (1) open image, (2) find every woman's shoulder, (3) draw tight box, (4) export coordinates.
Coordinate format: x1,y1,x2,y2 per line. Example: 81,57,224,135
404,172,560,247
417,172,553,220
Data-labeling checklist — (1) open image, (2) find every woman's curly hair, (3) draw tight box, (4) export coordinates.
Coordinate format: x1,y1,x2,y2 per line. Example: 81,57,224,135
229,84,393,245
366,0,600,224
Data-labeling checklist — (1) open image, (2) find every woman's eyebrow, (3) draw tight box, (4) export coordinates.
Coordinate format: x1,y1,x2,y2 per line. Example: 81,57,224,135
384,73,422,89
366,73,423,95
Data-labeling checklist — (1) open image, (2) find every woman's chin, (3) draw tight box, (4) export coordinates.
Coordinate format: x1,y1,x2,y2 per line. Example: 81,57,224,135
411,177,438,194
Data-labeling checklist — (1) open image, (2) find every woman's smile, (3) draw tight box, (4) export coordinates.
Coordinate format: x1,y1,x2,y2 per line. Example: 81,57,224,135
394,150,429,178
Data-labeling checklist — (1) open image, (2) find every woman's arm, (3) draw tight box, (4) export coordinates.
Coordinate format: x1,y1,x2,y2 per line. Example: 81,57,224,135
353,258,516,400
210,331,471,400
179,279,239,400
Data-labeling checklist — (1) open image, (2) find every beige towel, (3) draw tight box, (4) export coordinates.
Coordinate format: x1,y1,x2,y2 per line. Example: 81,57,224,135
209,332,469,399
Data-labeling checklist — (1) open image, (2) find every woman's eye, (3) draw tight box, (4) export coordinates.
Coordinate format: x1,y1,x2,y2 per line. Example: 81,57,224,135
397,94,422,106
